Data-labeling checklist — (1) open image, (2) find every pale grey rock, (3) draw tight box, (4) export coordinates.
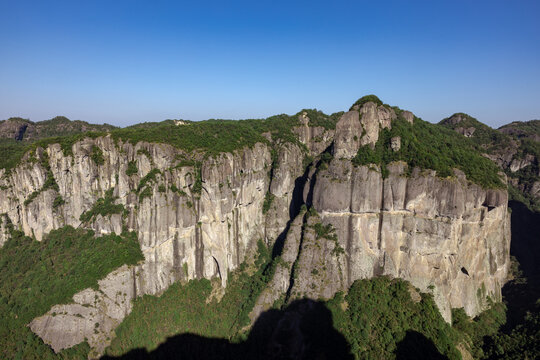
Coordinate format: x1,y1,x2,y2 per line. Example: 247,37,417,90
293,112,335,156
509,154,535,172
1,137,273,356
0,213,9,247
332,102,397,159
402,111,414,124
29,265,140,357
333,110,362,159
264,143,306,246
391,136,401,151
288,214,347,300
456,127,476,137
250,211,305,321
257,159,510,323
358,102,396,146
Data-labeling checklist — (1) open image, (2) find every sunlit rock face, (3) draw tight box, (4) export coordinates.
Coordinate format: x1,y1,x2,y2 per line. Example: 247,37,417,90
252,103,510,324
1,138,275,354
0,101,510,356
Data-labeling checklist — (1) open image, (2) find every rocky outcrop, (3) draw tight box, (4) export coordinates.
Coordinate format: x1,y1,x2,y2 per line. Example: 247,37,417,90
0,100,512,356
293,111,335,156
334,102,397,160
253,104,511,324
0,118,31,140
29,265,138,356
509,154,536,172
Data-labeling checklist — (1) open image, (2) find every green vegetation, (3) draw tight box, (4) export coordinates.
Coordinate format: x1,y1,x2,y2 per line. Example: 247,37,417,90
113,119,269,155
126,161,138,176
52,195,65,209
79,189,125,223
90,145,104,165
107,269,503,359
0,132,103,174
190,163,203,195
349,94,384,109
440,113,514,152
499,119,540,140
32,109,337,160
0,226,143,359
510,139,540,211
300,109,343,130
452,300,507,358
483,300,540,359
2,100,506,191
441,113,540,209
136,168,161,202
262,191,274,213
22,116,115,140
0,139,28,174
352,115,505,188
106,239,275,355
326,277,461,360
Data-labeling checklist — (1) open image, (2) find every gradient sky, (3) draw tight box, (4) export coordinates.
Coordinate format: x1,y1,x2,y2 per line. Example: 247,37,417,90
0,0,539,128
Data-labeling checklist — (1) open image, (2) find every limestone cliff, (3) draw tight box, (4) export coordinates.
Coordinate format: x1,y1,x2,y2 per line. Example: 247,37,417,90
0,98,511,357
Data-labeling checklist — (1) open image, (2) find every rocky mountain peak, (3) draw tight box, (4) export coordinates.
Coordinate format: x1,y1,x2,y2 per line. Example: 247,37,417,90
0,116,116,142
441,113,473,126
334,96,404,159
440,113,481,138
0,117,33,140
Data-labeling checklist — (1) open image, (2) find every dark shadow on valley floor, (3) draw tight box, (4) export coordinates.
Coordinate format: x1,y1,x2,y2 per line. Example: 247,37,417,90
395,330,449,360
101,299,354,360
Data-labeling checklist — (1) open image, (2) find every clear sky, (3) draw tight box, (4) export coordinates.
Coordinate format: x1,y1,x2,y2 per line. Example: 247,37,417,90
0,0,538,128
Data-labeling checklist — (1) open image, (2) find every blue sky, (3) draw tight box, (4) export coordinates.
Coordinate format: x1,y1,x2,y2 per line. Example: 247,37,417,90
0,0,538,128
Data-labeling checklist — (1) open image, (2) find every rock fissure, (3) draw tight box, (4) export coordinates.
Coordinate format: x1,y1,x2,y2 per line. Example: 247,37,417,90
284,212,308,303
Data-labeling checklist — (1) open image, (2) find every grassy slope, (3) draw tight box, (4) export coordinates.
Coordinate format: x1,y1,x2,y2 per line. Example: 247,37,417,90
0,226,143,360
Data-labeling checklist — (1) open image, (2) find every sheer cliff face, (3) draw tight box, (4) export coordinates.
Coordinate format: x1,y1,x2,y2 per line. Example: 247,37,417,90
0,101,510,355
251,106,510,324
306,161,509,322
0,139,275,355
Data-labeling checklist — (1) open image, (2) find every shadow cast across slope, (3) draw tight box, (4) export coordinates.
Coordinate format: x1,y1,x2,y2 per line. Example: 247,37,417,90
101,299,354,360
501,200,540,331
395,330,449,360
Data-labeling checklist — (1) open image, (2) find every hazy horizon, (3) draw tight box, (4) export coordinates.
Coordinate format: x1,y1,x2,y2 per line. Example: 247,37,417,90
1,0,539,128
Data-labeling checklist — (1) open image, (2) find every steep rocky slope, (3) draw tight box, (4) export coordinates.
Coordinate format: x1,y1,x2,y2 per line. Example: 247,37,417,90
0,97,511,357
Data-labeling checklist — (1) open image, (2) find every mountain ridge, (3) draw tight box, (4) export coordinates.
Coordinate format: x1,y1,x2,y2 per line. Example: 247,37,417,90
0,95,537,359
